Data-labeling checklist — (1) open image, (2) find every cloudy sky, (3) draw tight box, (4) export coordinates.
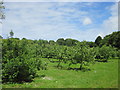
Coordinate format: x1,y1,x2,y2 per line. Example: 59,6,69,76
1,2,118,41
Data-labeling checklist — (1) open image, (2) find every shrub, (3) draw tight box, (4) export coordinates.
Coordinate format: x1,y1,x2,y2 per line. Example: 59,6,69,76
95,45,117,62
2,57,37,83
116,50,120,59
2,39,43,83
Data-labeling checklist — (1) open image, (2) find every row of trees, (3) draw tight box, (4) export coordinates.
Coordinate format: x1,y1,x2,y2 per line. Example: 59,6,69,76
1,31,120,83
1,30,119,48
1,0,119,83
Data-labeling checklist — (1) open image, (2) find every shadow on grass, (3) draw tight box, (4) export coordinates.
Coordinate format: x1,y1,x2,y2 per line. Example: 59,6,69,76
67,67,91,72
53,65,91,72
2,80,33,84
37,74,46,78
95,59,108,62
2,74,46,84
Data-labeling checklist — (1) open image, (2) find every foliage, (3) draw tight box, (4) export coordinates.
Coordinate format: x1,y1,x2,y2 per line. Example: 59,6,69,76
108,31,120,49
56,38,79,46
2,57,37,83
86,41,96,47
49,40,55,45
9,30,14,38
2,31,119,83
100,31,120,49
2,38,42,83
2,59,118,88
73,44,95,70
64,38,79,46
94,45,116,62
0,35,3,39
116,50,120,58
56,38,65,45
95,36,102,46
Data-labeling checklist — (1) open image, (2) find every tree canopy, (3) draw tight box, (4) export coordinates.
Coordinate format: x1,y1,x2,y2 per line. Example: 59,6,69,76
95,36,102,46
100,31,120,49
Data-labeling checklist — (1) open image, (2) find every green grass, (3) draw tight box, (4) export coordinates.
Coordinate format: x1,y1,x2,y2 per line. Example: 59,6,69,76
2,58,118,88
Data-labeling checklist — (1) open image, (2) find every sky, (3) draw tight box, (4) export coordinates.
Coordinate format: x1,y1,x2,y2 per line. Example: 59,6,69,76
1,1,118,41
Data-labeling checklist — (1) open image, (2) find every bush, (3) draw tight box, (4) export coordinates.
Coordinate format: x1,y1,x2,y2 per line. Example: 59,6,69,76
2,57,37,83
2,39,43,83
94,45,117,61
116,50,120,59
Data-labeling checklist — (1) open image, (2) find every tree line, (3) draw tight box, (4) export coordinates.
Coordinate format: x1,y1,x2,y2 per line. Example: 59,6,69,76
1,30,120,83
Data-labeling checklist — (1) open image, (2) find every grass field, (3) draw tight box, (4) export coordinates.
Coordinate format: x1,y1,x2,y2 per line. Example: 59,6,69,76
2,58,118,88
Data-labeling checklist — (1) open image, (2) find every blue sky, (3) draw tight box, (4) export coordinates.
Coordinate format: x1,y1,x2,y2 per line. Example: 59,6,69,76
1,2,118,41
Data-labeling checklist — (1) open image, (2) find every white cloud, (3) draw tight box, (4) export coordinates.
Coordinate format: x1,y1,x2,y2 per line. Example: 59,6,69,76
100,3,118,37
85,3,118,40
3,2,89,40
83,17,92,25
2,2,118,41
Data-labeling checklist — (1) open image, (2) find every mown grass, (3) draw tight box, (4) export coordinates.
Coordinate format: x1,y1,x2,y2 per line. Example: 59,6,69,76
2,58,118,88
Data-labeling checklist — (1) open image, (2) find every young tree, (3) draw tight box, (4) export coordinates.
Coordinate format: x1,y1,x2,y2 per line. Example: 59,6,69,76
75,47,95,70
9,30,14,38
73,42,95,70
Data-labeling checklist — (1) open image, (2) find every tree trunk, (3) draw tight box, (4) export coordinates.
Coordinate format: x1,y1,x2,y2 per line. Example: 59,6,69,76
80,63,83,70
57,59,61,68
